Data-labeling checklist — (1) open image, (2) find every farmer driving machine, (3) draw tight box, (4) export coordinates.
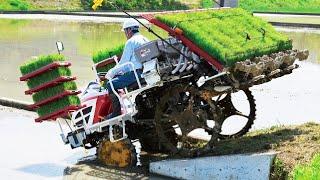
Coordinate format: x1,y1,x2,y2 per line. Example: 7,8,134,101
20,8,308,168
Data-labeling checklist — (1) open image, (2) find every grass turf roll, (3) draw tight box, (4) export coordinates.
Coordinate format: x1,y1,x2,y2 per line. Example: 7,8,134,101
92,44,125,72
155,8,292,66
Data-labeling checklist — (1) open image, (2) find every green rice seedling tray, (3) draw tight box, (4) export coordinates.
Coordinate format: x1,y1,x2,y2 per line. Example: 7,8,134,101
20,54,82,122
142,8,292,68
92,44,125,72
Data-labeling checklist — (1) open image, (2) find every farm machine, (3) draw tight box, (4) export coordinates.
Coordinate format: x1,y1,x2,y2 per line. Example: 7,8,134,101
20,8,309,168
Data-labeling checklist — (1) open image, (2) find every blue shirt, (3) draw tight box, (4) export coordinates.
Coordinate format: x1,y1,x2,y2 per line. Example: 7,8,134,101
107,33,149,78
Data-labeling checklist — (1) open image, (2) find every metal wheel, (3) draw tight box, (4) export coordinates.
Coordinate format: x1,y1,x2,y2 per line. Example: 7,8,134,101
139,126,178,153
154,84,220,157
213,89,256,139
97,139,137,168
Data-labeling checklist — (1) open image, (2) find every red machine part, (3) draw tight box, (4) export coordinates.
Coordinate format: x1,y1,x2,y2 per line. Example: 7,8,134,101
20,61,81,122
20,62,71,81
28,90,81,110
35,105,85,123
25,76,77,95
93,94,113,124
140,13,224,72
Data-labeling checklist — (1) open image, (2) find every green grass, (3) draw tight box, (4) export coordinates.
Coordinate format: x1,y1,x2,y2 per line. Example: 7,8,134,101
206,123,320,179
200,0,213,8
92,43,125,72
292,154,320,180
240,0,320,14
20,54,80,117
0,0,30,10
155,8,292,66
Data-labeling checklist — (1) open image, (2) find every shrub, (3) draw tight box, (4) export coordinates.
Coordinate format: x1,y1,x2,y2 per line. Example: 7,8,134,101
6,0,29,10
82,0,188,10
155,8,292,66
20,54,80,118
200,0,213,8
239,0,320,14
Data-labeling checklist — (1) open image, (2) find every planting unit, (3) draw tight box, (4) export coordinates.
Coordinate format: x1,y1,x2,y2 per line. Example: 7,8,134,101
20,55,82,122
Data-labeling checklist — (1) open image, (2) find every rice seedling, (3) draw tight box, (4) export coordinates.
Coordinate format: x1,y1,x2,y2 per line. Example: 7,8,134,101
20,54,80,117
36,95,81,117
32,82,78,102
92,44,125,72
155,8,292,66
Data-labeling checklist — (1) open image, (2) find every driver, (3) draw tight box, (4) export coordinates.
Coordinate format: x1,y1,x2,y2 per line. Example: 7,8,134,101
104,18,149,92
104,19,149,118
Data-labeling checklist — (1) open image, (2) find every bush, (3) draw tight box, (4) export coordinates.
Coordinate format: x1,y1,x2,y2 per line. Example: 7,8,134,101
20,54,80,118
82,0,188,10
0,0,30,10
200,0,213,8
155,8,292,66
239,0,320,14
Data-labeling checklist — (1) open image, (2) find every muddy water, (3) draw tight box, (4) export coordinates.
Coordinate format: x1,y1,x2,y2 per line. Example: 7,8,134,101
0,19,319,130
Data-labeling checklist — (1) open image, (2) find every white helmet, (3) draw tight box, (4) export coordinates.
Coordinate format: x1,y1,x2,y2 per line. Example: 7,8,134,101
122,19,140,31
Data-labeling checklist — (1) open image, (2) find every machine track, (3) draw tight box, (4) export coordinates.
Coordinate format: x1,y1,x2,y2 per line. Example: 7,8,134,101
97,139,137,168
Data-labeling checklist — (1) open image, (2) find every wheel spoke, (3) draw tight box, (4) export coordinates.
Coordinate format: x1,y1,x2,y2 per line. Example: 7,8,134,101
235,110,250,118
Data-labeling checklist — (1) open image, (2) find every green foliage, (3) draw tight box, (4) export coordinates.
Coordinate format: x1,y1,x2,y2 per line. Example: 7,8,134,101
92,43,125,72
0,0,30,10
20,54,80,117
81,0,188,10
292,153,320,180
155,8,292,66
239,0,320,14
200,0,213,8
270,158,289,180
37,95,80,117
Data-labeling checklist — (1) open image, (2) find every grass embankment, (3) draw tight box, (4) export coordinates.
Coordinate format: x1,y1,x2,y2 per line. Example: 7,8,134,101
0,0,30,10
155,8,292,66
0,0,82,10
293,153,320,179
92,44,125,73
211,123,320,179
239,0,320,14
20,54,80,117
